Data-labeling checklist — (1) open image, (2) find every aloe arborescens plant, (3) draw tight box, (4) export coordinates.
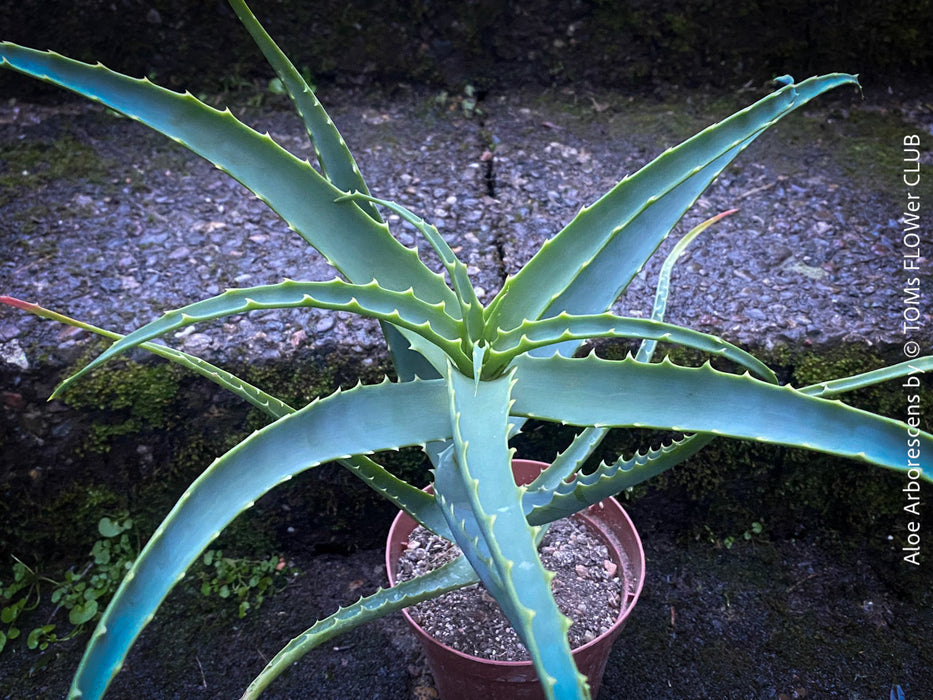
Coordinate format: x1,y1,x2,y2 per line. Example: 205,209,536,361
1,2,930,698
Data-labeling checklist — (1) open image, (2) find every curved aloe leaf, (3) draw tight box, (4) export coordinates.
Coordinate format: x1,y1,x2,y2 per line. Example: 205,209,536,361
527,426,611,494
226,0,442,381
0,296,295,419
52,279,467,397
800,357,933,398
338,192,485,341
0,43,457,314
0,296,449,534
527,434,713,524
224,0,379,220
382,322,441,378
528,354,933,521
510,354,932,477
69,378,451,700
338,453,449,536
241,556,477,699
487,311,776,382
435,367,587,700
485,74,859,336
638,209,737,362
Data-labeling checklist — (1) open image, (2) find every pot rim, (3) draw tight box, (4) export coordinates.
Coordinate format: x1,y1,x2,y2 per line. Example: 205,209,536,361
385,458,646,667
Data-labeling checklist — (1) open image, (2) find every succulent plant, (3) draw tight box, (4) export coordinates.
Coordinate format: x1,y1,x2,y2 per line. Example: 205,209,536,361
1,2,930,698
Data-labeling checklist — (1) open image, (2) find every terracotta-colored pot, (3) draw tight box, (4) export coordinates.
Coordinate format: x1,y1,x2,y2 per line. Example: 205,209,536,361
385,459,645,700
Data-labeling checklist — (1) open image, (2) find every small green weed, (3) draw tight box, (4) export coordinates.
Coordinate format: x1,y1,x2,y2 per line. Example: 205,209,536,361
434,83,483,118
0,514,136,653
195,550,295,618
723,521,764,549
1,557,50,652
700,521,765,550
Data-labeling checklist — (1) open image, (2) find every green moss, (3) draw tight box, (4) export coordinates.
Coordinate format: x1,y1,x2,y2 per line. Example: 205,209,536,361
60,346,182,455
0,133,112,206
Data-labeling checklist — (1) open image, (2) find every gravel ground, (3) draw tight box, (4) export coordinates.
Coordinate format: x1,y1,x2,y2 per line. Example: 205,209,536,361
2,80,932,372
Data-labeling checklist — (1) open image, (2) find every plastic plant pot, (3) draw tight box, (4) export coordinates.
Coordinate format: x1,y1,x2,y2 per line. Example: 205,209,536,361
386,459,646,700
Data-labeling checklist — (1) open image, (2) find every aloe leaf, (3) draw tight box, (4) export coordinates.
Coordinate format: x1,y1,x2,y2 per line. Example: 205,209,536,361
51,279,467,397
801,356,933,397
527,434,713,524
536,212,741,494
241,556,477,699
433,444,506,595
381,323,439,378
0,43,457,313
0,296,295,420
637,209,737,363
69,378,451,700
338,192,485,342
222,1,451,383
435,366,587,700
486,311,775,382
527,426,611,494
226,0,380,221
528,354,933,520
510,354,932,477
486,74,859,336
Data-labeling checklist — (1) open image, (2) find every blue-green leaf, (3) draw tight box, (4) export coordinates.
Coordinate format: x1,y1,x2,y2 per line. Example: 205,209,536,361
338,453,449,536
69,378,450,700
224,0,379,219
51,279,467,397
486,74,859,336
225,0,444,381
436,366,588,700
526,434,713,524
486,311,775,382
242,556,477,699
526,355,933,521
0,295,295,419
511,354,932,477
637,209,737,362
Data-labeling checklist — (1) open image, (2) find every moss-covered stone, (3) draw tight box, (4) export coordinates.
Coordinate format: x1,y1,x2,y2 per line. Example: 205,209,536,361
59,347,183,455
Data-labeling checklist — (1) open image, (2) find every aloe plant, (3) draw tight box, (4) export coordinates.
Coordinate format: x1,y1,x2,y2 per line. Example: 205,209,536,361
1,2,930,698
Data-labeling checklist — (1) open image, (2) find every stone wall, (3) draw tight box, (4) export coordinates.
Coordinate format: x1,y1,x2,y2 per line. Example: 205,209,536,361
2,0,931,95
